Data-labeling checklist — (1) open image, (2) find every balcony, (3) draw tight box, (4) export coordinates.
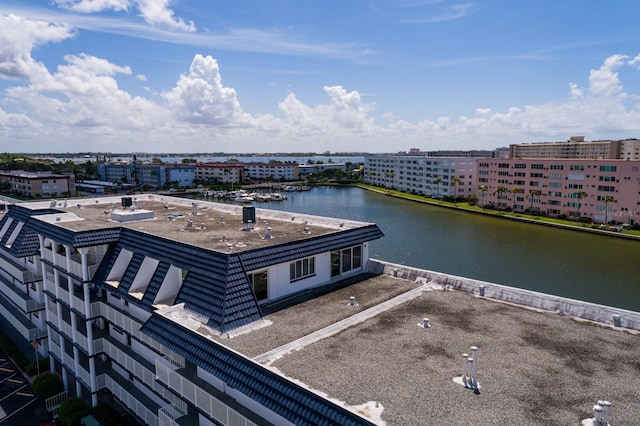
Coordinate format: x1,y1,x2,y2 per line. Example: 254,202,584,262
155,358,259,426
0,274,44,314
0,250,40,283
0,295,42,340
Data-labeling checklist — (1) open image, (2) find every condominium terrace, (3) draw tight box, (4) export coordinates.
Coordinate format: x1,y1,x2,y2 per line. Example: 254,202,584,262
177,262,640,425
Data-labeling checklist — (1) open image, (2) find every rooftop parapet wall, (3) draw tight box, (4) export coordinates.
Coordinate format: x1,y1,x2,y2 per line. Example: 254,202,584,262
369,259,640,332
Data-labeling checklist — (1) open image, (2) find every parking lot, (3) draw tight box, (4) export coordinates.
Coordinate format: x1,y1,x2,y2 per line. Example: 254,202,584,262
0,349,49,425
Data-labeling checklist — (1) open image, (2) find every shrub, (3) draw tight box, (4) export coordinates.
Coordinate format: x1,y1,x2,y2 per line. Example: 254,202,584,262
58,397,90,426
32,372,64,400
93,404,124,426
25,357,50,376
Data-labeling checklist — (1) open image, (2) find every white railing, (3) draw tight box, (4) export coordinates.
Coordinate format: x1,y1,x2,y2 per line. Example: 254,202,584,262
0,277,40,313
155,360,258,426
49,338,61,359
45,391,67,412
0,297,38,340
158,404,185,426
73,329,88,349
97,374,159,426
97,338,185,408
97,303,184,365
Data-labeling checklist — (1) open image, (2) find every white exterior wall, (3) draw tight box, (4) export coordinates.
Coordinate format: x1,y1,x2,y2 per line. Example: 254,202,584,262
365,155,478,199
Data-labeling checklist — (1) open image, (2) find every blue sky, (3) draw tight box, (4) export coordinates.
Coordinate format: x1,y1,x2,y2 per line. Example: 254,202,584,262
1,1,639,153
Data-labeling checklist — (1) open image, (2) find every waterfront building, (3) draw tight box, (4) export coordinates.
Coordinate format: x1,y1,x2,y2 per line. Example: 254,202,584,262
0,196,638,424
243,162,299,181
0,195,382,425
0,170,76,197
364,155,478,200
508,136,640,159
195,163,245,184
98,164,195,188
477,158,640,223
298,162,346,178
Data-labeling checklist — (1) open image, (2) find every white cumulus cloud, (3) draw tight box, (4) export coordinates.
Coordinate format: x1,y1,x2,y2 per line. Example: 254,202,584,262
163,54,250,125
0,14,74,81
53,0,195,31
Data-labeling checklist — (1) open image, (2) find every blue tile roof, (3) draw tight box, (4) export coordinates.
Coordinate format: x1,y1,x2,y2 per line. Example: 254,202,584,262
141,314,375,426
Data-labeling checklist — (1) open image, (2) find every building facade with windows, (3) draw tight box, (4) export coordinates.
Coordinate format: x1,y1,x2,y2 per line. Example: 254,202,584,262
98,164,196,188
476,159,640,223
243,162,299,181
0,171,76,197
0,196,382,425
508,136,640,160
195,163,245,184
364,155,478,200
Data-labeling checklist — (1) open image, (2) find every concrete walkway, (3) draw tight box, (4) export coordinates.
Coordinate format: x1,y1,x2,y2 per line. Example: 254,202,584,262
254,280,436,365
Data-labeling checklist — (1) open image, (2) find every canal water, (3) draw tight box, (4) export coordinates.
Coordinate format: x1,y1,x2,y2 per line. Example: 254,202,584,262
196,186,640,311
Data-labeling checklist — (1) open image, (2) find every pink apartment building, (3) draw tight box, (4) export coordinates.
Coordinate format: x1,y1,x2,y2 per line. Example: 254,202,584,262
477,159,640,224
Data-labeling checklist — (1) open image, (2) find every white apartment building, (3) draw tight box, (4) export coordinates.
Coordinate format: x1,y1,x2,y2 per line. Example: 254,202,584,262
364,155,478,200
0,196,382,426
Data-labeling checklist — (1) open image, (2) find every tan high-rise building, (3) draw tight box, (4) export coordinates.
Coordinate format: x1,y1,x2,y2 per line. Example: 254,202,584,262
508,136,640,159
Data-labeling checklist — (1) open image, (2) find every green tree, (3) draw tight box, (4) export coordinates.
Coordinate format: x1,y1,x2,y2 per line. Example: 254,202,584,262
32,372,63,399
529,189,541,216
451,176,460,205
604,195,615,225
434,177,443,202
573,190,588,221
493,186,507,209
479,185,488,207
511,186,521,211
59,397,90,426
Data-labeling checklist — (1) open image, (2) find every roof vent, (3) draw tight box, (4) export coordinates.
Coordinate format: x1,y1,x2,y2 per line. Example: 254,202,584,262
191,202,198,216
349,296,358,306
50,200,57,208
420,318,430,329
455,346,480,390
186,220,193,228
265,226,272,240
55,216,61,222
303,226,311,234
64,200,68,207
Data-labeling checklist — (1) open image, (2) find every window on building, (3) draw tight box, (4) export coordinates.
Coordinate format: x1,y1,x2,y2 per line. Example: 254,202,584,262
290,257,315,282
248,271,268,301
331,245,362,277
599,165,617,172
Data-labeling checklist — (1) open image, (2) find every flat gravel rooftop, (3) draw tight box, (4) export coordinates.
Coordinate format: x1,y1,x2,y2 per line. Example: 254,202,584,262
30,195,369,252
218,274,639,425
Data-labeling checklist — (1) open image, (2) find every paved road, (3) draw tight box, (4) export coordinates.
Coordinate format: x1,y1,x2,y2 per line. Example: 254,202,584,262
0,349,49,425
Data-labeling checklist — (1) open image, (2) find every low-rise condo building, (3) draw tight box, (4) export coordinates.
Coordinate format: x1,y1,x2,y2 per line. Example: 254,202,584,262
364,155,478,200
0,170,76,197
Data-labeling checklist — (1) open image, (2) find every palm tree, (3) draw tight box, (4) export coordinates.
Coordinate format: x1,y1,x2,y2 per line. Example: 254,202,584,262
573,190,588,221
493,186,507,209
434,178,443,202
529,189,541,216
479,185,488,207
451,176,460,205
510,186,521,211
603,195,615,226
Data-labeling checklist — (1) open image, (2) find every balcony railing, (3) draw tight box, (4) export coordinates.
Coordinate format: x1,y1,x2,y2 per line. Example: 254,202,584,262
155,359,258,426
97,374,159,426
96,338,185,408
0,274,44,313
